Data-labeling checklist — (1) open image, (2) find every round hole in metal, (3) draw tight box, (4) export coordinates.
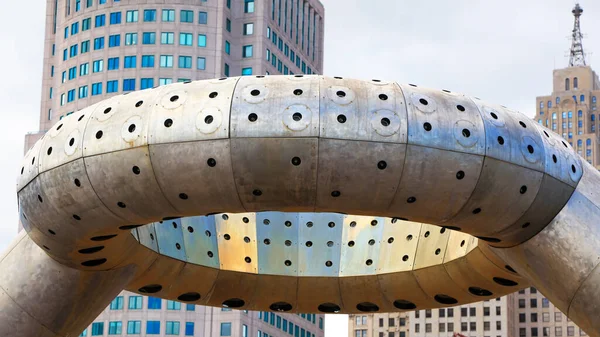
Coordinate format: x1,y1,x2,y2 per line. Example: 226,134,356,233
205,230,211,237
456,171,465,180
187,226,194,233
285,221,292,227
366,259,373,266
74,179,81,187
337,114,347,123
209,92,218,98
377,161,387,170
493,277,519,287
552,154,558,163
164,119,173,128
224,234,231,240
318,303,341,313
328,222,335,228
325,261,333,267
222,214,229,221
139,284,162,294
244,256,252,263
306,241,313,247
242,217,250,223
472,208,482,214
175,243,181,250
73,214,82,221
293,89,303,96
527,145,534,154
348,241,355,247
393,300,416,310
170,95,179,102
178,292,201,302
291,157,302,166
128,124,136,133
407,196,416,204
69,138,75,146
135,100,143,107
327,241,334,247
349,221,357,227
292,112,303,121
423,122,432,131
207,158,217,167
248,113,258,122
253,189,262,196
520,185,527,194
419,98,428,105
104,107,112,114
250,89,260,96
81,258,107,267
264,238,271,245
388,237,394,244
406,235,413,241
497,136,505,145
572,165,577,173
490,112,498,119
456,105,465,112
208,251,214,257
284,260,292,266
371,220,378,226
381,118,390,127
38,195,43,203
48,229,56,235
285,240,292,246
117,202,126,208
306,221,313,228
368,239,375,246
519,121,527,128
95,131,103,139
91,234,117,241
434,294,458,305
357,302,379,312
469,287,493,297
78,246,105,254
270,302,293,312
263,219,270,225
47,147,52,155
462,129,471,138
222,298,245,308
331,190,341,197
336,90,346,98
402,255,409,261
244,236,251,243
204,115,214,124
460,240,465,247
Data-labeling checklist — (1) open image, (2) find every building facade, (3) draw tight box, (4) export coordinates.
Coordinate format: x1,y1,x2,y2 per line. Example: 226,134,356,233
348,313,409,337
26,0,325,336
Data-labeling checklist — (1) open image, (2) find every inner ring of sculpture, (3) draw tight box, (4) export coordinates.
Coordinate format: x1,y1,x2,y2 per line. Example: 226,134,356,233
7,75,600,336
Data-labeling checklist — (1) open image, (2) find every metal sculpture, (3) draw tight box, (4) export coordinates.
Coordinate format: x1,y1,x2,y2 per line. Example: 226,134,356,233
2,76,599,336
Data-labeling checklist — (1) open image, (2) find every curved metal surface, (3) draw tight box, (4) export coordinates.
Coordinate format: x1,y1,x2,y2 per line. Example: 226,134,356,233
5,75,600,336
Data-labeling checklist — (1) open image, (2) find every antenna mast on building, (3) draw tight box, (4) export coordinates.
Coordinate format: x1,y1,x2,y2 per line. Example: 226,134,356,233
569,3,587,67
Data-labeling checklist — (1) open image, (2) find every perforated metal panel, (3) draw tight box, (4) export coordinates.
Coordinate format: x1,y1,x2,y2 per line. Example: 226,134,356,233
256,212,299,276
154,219,187,261
413,224,451,270
339,215,384,276
378,219,422,273
215,213,258,273
297,213,343,276
181,216,220,268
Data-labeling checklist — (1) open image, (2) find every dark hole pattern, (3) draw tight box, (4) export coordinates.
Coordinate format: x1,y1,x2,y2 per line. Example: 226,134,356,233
73,214,82,221
170,95,179,102
132,166,141,175
164,119,173,128
419,98,428,105
175,243,181,250
377,161,387,170
522,222,531,228
407,235,413,241
562,141,568,148
119,224,142,230
348,241,355,247
366,259,373,266
472,208,482,214
263,219,269,225
172,222,178,229
356,302,379,312
407,197,416,204
139,284,162,294
572,165,577,173
331,190,341,197
368,239,376,246
91,234,117,241
318,303,340,313
306,221,313,228
328,222,335,228
128,124,136,133
38,195,43,203
388,237,394,244
178,292,201,302
117,202,127,208
285,240,292,246
381,118,390,127
43,245,50,250
209,92,218,98
490,112,498,119
270,302,293,312
349,221,357,227
527,145,534,154
284,260,292,266
48,229,56,235
460,240,465,247
456,105,465,112
96,131,103,139
291,157,301,166
293,89,303,96
506,265,517,273
248,113,258,122
393,300,416,310
205,115,214,124
379,94,388,101
462,129,471,138
208,251,214,257
306,241,313,247
336,90,346,98
207,158,217,167
469,287,493,297
135,100,143,107
264,238,271,245
224,234,231,240
423,122,432,131
544,131,549,138
250,89,260,96
477,236,501,243
205,230,211,237
456,171,465,180
337,114,347,123
104,107,112,114
32,157,35,165
78,115,85,121
252,189,262,196
402,255,409,262
325,261,333,267
74,179,81,187
440,228,446,234
497,136,504,145
69,138,75,146
371,220,378,226
292,112,303,121
243,217,250,223
81,258,107,267
244,257,251,263
47,147,52,155
424,231,430,238
434,294,458,305
552,154,558,163
493,277,519,287
327,241,334,247
520,186,527,194
78,246,105,254
519,121,527,128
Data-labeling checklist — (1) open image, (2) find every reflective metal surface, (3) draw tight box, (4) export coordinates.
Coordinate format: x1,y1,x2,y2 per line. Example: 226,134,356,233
6,76,600,337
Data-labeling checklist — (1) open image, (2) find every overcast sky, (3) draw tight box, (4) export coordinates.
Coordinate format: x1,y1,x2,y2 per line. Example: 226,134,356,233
0,0,598,335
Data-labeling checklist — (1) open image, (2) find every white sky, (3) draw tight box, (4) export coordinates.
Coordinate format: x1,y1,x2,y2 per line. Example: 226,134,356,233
1,0,599,335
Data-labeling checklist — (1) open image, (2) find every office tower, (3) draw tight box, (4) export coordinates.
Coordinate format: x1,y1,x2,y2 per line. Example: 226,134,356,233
25,0,325,336
348,313,410,337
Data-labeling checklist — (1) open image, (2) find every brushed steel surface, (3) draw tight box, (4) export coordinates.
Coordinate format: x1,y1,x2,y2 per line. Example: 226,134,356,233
9,76,600,336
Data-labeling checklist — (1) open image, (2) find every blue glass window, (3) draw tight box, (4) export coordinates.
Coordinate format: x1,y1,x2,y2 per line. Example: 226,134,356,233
244,0,255,13
107,57,119,70
91,82,102,96
587,139,592,146
578,139,583,147
142,32,156,44
68,67,77,80
592,114,596,122
67,89,75,102
107,80,118,93
581,94,585,102
198,11,207,24
64,26,69,39
144,9,157,22
126,10,138,22
198,34,207,47
556,97,560,104
243,45,253,58
91,322,104,336
197,57,206,70
579,110,583,117
161,32,174,44
181,10,194,23
82,18,91,31
141,78,154,89
594,96,597,104
110,12,121,24
166,321,180,335
81,40,90,53
71,22,79,35
69,44,78,57
124,56,136,68
95,14,106,27
108,321,122,335
147,321,160,335
123,79,136,91
186,304,195,311
75,0,80,11
225,41,230,54
579,120,583,128
148,297,162,309
185,322,194,336
220,323,232,336
99,0,106,4
568,111,573,118
162,9,175,22
178,56,192,68
78,86,88,98
548,100,552,108
128,296,142,309
127,321,141,334
224,63,229,77
180,33,193,46
125,33,137,45
94,37,104,50
242,67,253,76
141,55,155,67
160,55,173,68
167,301,181,310
109,34,120,47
